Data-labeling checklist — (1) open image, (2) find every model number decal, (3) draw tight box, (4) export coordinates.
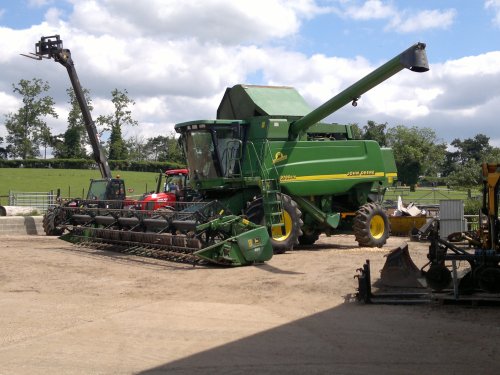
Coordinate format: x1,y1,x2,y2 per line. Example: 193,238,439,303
280,175,297,182
347,170,375,176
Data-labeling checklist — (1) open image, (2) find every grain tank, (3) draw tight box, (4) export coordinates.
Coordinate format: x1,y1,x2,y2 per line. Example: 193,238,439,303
175,43,429,253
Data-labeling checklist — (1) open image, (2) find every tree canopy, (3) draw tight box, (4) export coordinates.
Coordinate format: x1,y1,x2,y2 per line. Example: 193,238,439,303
4,78,58,159
386,125,447,186
53,87,94,159
97,89,138,160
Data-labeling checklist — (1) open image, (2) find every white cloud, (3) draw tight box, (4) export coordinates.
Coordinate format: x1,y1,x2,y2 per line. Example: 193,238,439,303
0,92,20,115
485,0,500,26
28,0,54,7
392,9,456,33
0,0,499,149
345,0,396,20
67,0,326,44
44,7,64,25
340,1,456,33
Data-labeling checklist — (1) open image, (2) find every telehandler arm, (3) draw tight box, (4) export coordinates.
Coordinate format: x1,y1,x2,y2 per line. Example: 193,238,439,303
23,35,112,179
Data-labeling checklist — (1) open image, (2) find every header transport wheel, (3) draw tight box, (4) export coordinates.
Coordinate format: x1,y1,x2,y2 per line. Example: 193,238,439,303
42,206,64,236
353,203,390,248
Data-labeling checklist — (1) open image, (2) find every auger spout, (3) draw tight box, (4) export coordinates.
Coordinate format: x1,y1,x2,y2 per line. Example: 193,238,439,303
289,42,428,139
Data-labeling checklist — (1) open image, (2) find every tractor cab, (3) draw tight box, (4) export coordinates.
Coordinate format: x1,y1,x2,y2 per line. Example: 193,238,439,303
164,169,189,192
86,178,126,208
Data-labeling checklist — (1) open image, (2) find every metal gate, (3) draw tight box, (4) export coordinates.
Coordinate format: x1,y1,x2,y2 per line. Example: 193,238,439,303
8,191,57,213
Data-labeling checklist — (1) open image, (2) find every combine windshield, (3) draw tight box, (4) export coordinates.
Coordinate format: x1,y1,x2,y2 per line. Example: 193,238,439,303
186,131,218,180
184,124,243,180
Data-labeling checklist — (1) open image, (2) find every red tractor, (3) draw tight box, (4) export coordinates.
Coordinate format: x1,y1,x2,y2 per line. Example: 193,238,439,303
137,168,191,211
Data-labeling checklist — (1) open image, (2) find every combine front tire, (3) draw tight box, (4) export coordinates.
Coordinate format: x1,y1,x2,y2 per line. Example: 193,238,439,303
42,206,64,236
353,203,390,248
245,194,303,254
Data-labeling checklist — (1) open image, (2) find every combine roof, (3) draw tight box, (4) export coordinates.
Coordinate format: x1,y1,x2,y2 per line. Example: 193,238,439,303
216,84,312,120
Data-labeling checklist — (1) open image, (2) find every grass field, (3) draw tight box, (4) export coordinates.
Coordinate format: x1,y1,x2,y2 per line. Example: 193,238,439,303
0,168,164,204
0,168,480,207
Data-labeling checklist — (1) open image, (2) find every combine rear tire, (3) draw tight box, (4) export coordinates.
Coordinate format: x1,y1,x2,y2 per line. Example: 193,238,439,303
245,194,302,254
353,203,390,248
42,206,64,236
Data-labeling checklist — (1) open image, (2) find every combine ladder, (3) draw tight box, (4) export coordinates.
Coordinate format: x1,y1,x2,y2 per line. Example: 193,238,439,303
261,178,285,234
243,140,286,234
261,141,285,234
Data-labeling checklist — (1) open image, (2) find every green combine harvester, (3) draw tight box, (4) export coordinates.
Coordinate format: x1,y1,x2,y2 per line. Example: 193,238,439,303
33,36,428,265
175,42,428,254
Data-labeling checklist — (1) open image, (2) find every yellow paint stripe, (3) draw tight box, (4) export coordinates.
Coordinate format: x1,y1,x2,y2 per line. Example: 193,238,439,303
280,172,387,182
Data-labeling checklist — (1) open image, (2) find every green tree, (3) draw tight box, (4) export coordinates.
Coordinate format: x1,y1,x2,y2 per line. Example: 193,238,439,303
4,78,58,159
446,160,482,187
61,87,93,158
145,135,169,161
450,134,492,165
362,120,388,146
125,135,146,161
0,136,9,159
97,89,138,160
165,132,185,164
349,123,362,139
386,125,446,186
39,124,53,159
143,133,185,163
442,134,498,180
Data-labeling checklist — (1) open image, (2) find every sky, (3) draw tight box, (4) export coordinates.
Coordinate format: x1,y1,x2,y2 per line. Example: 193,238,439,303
0,0,500,150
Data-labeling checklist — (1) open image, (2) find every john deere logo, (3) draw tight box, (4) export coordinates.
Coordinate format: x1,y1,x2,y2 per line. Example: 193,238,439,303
272,152,288,164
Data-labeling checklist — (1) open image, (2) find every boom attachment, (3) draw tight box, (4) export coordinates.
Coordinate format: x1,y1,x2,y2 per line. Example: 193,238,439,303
23,35,112,179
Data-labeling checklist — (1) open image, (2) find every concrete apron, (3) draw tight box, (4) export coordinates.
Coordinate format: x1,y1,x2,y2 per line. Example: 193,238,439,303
0,216,44,235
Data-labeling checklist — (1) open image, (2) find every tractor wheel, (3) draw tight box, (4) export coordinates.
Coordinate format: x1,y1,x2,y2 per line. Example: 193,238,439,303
245,194,303,254
298,230,320,246
353,203,390,248
42,206,64,236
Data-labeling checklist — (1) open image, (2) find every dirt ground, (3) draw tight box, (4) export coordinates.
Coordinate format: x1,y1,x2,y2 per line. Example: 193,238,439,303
0,234,499,375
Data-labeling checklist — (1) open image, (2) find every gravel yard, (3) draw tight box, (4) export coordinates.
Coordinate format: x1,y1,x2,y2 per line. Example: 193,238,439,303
0,234,498,374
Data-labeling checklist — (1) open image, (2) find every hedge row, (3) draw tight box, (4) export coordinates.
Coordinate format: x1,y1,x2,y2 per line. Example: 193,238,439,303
0,158,185,172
